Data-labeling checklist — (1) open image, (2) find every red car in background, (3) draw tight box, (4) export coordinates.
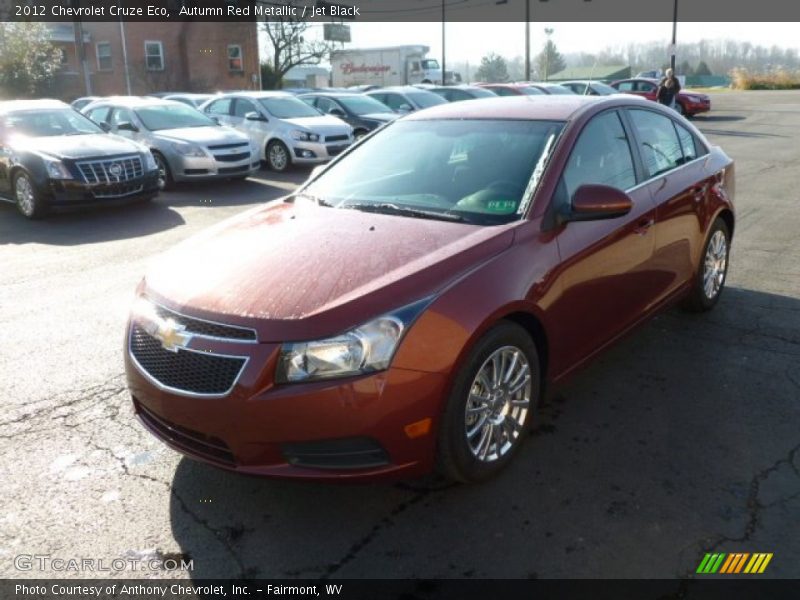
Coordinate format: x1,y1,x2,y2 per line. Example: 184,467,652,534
126,95,734,483
476,83,546,96
611,78,711,117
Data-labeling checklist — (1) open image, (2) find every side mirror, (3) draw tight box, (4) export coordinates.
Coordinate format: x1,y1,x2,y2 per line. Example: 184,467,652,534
329,107,345,117
99,122,111,133
116,121,138,132
562,184,633,223
245,112,267,122
209,116,220,125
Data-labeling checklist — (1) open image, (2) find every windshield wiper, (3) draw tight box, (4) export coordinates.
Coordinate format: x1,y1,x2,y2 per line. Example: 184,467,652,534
292,192,333,207
340,202,466,223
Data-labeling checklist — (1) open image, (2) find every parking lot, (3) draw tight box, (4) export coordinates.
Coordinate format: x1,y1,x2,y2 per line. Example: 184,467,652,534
1,90,799,580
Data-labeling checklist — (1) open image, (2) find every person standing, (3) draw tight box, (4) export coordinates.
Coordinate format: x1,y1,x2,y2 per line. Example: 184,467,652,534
656,68,682,111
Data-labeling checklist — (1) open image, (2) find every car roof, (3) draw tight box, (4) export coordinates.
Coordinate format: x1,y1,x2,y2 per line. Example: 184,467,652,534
0,99,69,113
402,94,649,122
85,96,180,107
215,91,294,99
300,92,362,98
367,86,433,94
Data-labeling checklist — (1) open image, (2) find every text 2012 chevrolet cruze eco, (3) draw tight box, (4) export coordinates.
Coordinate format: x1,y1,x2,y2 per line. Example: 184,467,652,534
126,95,735,482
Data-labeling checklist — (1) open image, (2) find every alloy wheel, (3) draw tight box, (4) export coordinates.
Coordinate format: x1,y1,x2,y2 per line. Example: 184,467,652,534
154,155,168,190
464,346,531,463
15,175,35,217
269,143,288,170
703,230,728,299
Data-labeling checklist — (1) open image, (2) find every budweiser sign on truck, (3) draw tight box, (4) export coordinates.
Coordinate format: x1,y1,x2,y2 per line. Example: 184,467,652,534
331,45,444,87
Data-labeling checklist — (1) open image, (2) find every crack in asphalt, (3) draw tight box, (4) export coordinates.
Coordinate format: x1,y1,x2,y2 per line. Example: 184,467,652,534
678,440,800,580
318,480,457,580
86,436,251,579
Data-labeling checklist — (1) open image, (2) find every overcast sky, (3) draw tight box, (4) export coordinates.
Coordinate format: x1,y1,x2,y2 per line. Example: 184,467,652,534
286,22,800,64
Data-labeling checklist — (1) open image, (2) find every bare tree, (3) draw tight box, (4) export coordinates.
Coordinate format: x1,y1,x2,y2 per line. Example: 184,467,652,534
261,7,334,88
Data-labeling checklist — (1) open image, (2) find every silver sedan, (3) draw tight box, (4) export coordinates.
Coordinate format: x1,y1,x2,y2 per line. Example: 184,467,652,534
82,97,259,189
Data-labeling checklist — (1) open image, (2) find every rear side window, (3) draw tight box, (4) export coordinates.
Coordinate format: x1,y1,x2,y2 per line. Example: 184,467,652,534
628,109,684,177
561,110,637,199
206,98,232,116
616,81,635,92
674,122,708,162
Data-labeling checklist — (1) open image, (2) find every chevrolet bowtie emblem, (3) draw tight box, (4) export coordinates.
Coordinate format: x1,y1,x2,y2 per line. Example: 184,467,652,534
144,317,192,352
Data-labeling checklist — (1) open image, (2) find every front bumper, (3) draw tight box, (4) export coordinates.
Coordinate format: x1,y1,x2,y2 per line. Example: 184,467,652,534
46,170,160,208
170,153,260,182
682,99,711,115
124,325,446,481
288,139,352,165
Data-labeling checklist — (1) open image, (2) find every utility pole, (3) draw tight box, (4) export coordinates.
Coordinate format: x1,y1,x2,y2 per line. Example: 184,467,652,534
441,0,446,85
670,0,678,72
119,19,132,95
72,0,92,96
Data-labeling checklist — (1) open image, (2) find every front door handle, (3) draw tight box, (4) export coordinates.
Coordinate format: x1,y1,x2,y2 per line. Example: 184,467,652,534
634,218,654,235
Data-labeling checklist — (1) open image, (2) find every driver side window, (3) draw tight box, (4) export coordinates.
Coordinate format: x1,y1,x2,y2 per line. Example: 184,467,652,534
560,110,637,202
109,108,134,131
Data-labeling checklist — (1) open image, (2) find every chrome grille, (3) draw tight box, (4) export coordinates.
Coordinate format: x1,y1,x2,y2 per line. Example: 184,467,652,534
77,155,143,184
152,303,257,341
130,324,247,396
214,151,250,163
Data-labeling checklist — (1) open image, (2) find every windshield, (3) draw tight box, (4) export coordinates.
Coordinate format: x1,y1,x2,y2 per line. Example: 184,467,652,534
3,108,103,137
338,95,392,115
406,91,447,108
421,59,440,70
591,82,619,95
520,87,545,95
468,87,498,98
259,96,321,119
135,104,215,131
301,119,563,226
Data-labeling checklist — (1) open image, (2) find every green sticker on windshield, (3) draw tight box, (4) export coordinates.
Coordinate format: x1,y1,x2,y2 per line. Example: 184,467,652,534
486,199,518,214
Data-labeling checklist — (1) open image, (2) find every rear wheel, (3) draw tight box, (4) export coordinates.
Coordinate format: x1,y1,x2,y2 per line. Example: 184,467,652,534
266,140,291,172
681,218,730,312
14,172,47,219
438,322,540,483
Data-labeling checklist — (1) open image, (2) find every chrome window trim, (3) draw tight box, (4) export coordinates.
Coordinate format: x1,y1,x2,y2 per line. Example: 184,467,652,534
149,299,259,344
128,324,250,399
625,153,708,194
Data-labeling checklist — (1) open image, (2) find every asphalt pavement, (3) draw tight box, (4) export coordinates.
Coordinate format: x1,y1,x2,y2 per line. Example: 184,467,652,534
1,91,798,581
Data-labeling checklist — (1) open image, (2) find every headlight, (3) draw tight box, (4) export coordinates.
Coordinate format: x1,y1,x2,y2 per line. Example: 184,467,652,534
290,130,320,142
143,151,158,171
275,297,432,383
170,141,206,157
44,158,73,180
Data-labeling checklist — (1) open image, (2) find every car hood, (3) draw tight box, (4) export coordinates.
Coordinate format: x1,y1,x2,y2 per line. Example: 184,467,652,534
144,200,515,341
12,133,143,160
282,115,352,135
153,126,248,145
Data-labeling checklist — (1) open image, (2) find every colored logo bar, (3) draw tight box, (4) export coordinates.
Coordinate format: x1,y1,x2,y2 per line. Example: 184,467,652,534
696,552,773,574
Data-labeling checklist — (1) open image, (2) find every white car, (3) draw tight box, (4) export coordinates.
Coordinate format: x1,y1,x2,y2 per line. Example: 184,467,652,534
200,92,354,172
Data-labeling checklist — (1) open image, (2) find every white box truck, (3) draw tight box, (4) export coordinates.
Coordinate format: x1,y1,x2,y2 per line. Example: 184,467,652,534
331,45,445,87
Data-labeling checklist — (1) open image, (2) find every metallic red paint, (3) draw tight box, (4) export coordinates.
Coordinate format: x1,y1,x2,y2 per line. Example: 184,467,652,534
126,95,734,481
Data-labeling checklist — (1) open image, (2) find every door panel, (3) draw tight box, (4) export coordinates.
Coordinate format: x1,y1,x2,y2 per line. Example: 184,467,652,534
627,109,706,301
547,110,658,369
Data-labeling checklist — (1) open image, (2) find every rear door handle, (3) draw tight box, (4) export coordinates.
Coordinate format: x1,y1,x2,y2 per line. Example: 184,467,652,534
634,218,654,235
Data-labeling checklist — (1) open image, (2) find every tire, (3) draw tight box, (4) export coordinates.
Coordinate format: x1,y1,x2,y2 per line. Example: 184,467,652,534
681,218,731,312
152,152,174,191
266,140,291,172
437,321,541,483
13,171,47,219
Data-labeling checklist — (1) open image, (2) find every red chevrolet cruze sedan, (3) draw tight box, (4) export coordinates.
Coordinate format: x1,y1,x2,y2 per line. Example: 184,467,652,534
611,78,712,117
125,95,734,483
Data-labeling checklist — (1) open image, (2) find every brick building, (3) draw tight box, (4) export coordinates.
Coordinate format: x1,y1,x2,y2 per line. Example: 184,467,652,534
47,21,260,100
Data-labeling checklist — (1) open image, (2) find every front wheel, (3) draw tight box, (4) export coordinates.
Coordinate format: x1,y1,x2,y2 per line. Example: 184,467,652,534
266,140,291,172
681,218,731,312
14,171,47,219
437,322,540,483
152,152,174,191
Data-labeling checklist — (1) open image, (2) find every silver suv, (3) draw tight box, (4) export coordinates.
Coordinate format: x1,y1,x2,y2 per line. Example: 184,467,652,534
200,92,353,172
82,97,258,189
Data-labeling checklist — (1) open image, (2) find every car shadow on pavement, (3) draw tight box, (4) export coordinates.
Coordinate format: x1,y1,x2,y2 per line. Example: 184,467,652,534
0,200,186,246
167,286,800,579
160,175,300,209
697,128,789,139
692,115,746,123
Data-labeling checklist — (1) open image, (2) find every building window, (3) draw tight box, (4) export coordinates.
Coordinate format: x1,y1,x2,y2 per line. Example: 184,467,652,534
145,41,164,71
227,44,243,72
96,42,112,71
59,48,69,67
